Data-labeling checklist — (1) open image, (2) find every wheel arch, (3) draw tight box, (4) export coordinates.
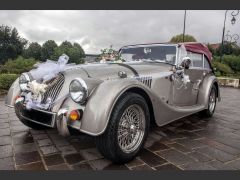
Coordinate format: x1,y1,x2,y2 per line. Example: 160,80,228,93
198,75,221,108
120,87,156,126
79,79,156,136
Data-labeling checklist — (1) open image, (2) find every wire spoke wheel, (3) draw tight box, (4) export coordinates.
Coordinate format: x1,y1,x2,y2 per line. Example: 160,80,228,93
117,104,145,153
209,88,216,113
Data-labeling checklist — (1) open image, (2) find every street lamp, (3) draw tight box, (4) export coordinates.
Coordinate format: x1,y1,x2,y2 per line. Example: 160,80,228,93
220,10,239,61
182,10,187,42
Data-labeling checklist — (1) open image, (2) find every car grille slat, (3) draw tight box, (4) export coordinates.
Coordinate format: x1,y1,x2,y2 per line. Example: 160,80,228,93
136,76,152,88
42,74,64,104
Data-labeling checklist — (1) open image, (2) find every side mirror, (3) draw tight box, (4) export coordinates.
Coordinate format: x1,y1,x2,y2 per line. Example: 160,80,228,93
180,57,191,69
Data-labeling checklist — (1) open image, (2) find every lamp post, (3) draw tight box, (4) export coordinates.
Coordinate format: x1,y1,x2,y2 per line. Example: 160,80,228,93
220,10,239,61
182,10,187,42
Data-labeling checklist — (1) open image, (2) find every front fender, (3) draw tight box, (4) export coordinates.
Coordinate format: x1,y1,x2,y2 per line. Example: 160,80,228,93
198,74,220,108
79,78,150,136
5,78,20,107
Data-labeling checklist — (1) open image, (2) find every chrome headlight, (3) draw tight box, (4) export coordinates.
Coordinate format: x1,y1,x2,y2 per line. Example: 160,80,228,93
19,73,30,91
69,78,88,104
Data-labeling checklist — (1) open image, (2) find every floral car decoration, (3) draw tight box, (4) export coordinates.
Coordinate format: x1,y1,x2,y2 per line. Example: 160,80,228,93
6,42,220,163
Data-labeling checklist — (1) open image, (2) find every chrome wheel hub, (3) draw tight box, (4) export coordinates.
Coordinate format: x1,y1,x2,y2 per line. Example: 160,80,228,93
117,104,145,153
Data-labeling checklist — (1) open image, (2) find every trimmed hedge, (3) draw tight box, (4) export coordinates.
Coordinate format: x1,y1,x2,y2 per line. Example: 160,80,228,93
0,56,37,74
0,74,19,90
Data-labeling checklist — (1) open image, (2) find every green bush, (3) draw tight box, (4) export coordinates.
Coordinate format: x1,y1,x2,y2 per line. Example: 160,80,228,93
0,74,19,90
0,56,37,74
212,61,233,76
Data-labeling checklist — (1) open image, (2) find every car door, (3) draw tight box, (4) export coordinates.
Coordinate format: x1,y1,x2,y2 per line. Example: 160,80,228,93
172,51,204,106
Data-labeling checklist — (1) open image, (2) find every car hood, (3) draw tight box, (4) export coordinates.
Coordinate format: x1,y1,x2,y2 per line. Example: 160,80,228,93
63,62,173,80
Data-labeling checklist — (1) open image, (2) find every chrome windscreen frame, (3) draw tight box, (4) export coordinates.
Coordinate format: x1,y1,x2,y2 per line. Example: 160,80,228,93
119,43,179,65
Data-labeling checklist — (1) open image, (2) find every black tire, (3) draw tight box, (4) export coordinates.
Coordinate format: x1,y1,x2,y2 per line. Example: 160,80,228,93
18,117,49,130
95,92,150,164
199,85,217,118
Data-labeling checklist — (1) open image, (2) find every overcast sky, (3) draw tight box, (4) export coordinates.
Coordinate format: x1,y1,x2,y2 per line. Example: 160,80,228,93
1,10,240,54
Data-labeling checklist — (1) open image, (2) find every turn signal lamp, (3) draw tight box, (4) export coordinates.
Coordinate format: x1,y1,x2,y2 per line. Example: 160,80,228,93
69,110,81,121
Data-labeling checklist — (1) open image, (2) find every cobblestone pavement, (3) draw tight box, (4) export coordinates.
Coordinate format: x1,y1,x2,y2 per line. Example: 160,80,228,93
1,87,240,170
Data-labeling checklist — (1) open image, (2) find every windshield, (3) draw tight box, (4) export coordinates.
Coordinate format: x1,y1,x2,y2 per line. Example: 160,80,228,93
120,45,177,65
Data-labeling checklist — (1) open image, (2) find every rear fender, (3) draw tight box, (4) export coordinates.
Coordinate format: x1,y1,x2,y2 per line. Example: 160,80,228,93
198,75,220,108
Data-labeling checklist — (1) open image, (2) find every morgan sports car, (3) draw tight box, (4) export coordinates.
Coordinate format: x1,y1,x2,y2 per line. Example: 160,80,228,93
5,42,220,163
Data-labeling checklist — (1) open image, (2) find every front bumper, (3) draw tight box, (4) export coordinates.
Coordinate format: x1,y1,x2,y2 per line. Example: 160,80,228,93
14,100,80,136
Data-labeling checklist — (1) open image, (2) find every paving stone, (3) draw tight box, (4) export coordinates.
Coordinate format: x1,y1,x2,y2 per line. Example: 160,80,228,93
30,129,46,135
126,158,145,168
226,159,240,170
177,131,201,140
200,138,240,155
79,148,103,161
0,114,8,119
197,146,236,163
155,163,181,170
89,159,129,170
11,125,29,133
0,145,13,158
207,160,235,170
176,138,206,149
43,154,65,166
49,133,64,140
17,162,45,170
180,161,216,170
146,141,171,152
13,132,34,145
47,164,70,170
166,143,192,153
58,145,77,155
187,151,213,162
40,145,59,155
0,128,10,136
15,151,41,165
131,164,153,170
0,118,8,123
72,163,93,170
71,140,95,151
37,139,53,147
32,133,48,140
178,123,202,132
0,157,15,170
64,153,85,165
156,149,196,166
0,136,11,146
14,143,37,153
0,122,10,129
139,148,167,167
53,139,70,147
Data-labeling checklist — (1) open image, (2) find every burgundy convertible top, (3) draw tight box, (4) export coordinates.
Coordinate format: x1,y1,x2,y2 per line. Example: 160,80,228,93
179,42,212,61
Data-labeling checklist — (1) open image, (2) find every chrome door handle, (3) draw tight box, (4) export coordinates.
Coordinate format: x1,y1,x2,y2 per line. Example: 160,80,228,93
193,79,202,90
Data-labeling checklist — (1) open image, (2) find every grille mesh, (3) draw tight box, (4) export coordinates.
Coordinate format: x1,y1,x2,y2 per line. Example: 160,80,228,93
42,74,64,104
136,76,152,88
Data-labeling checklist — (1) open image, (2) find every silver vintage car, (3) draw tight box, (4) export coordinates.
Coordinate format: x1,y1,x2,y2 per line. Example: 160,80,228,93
5,42,220,163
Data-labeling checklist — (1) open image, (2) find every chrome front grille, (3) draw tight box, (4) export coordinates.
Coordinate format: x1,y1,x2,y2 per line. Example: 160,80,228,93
136,76,152,88
42,73,64,104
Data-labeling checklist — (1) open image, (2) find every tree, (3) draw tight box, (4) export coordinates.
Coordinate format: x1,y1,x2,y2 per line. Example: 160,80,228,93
41,40,58,61
170,34,197,43
0,25,27,64
51,41,85,64
73,42,85,57
23,42,42,60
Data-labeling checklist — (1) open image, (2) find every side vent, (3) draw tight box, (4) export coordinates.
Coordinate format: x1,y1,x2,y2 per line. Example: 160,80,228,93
136,76,152,88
